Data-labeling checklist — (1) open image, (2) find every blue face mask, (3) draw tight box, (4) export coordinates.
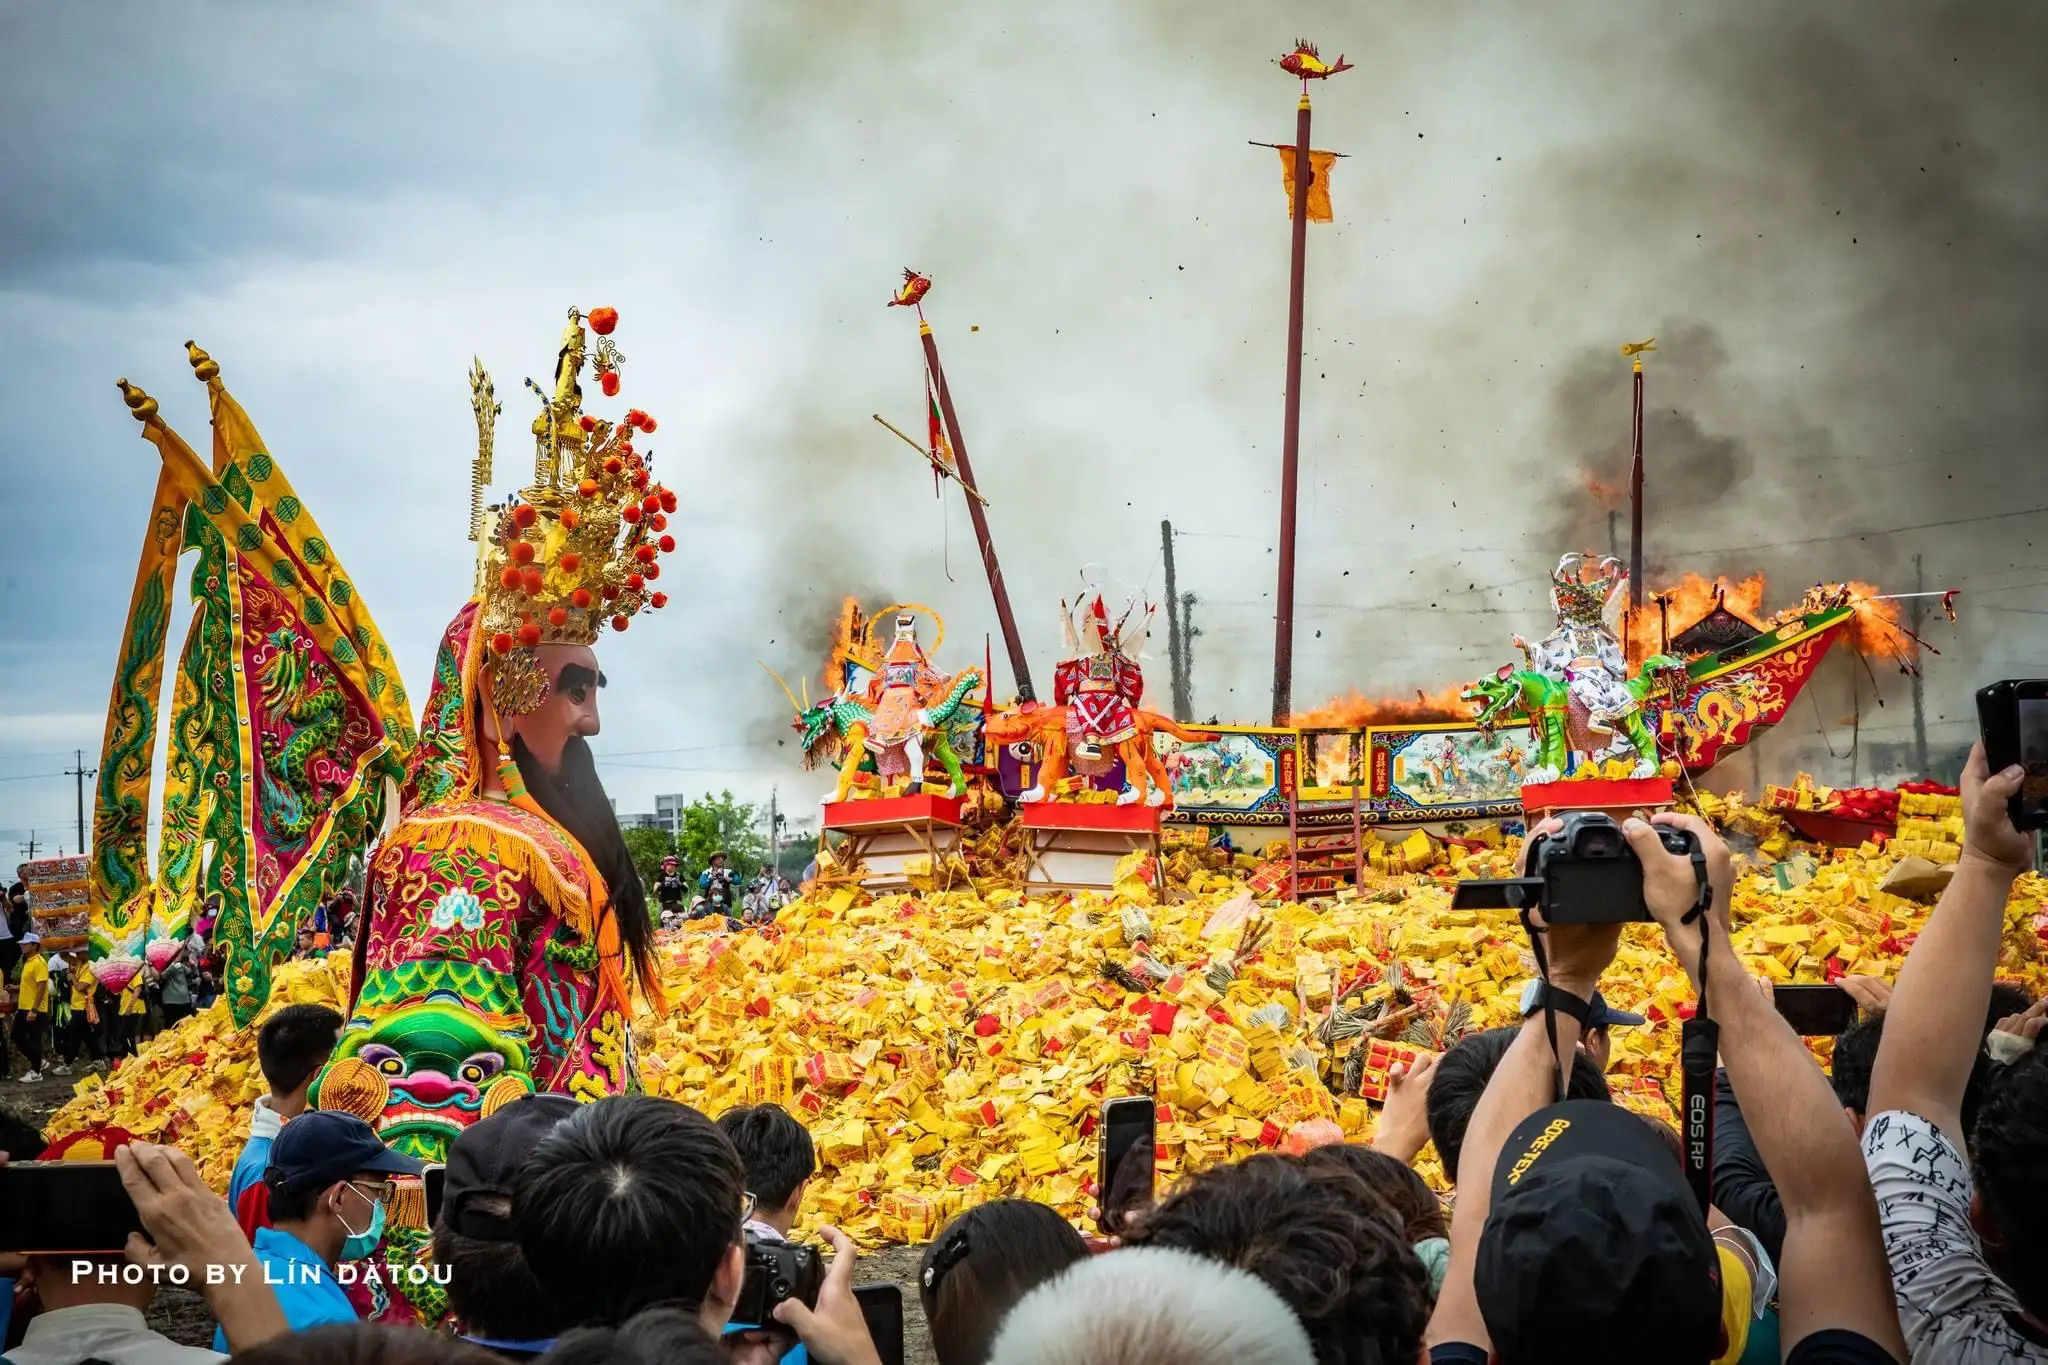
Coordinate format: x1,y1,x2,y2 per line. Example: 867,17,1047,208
338,1185,387,1261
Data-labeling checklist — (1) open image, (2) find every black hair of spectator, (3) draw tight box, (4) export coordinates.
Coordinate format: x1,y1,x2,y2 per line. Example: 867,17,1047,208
514,1094,746,1329
921,1198,1091,1365
1427,1026,1610,1182
0,1108,45,1161
1126,1151,1431,1365
539,1308,725,1365
267,1177,329,1226
1971,1047,2048,1321
1298,1143,1447,1243
434,1195,563,1343
257,1003,346,1095
1988,982,2032,1030
716,1103,817,1212
227,1322,505,1365
1828,1010,1885,1115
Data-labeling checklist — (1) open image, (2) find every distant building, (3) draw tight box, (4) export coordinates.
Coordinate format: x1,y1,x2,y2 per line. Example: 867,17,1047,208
608,795,688,839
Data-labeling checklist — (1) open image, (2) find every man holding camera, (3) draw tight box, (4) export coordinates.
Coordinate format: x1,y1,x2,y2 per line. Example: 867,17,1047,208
1426,810,1907,1364
695,851,739,925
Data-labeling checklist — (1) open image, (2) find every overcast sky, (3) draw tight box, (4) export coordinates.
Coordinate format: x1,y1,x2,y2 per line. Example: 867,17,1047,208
3,0,2044,854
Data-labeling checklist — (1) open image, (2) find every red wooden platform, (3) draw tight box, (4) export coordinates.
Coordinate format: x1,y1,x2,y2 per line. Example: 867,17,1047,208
1019,802,1163,893
1019,802,1162,833
821,793,966,892
822,793,965,831
1521,776,1676,820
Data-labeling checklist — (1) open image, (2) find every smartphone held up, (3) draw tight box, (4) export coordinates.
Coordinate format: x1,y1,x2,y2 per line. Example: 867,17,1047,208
1097,1096,1156,1236
1978,679,2048,833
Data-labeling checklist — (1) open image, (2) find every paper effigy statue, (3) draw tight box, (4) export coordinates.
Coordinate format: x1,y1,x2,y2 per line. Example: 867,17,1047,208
311,306,670,1172
784,605,984,803
1463,553,1684,782
986,587,1216,809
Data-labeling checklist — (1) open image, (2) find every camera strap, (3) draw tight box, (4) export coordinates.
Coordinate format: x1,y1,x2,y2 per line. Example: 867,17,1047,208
1679,857,1717,1217
1518,902,1574,1105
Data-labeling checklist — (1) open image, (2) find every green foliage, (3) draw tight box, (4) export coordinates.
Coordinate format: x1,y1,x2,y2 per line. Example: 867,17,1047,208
621,826,678,895
677,790,768,882
775,833,819,881
619,792,775,896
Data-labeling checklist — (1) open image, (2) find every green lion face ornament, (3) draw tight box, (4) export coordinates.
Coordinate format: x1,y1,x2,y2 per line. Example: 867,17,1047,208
310,1000,536,1162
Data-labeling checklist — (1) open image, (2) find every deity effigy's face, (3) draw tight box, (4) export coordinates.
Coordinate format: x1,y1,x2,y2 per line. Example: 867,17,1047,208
311,1002,536,1162
507,644,604,773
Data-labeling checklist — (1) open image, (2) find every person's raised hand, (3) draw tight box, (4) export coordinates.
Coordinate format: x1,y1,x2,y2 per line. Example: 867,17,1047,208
772,1226,883,1365
1994,996,2048,1042
1838,975,1893,1015
1622,812,1734,977
1371,1051,1440,1165
116,1141,253,1277
1958,740,2033,878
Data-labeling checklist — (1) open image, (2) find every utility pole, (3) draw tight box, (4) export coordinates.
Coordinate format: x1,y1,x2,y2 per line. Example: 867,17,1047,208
1910,553,1929,778
1182,592,1201,716
1161,521,1192,721
17,832,39,862
65,749,96,857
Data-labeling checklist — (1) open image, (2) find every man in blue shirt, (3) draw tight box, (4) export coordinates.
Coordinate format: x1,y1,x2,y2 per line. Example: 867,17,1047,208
227,1004,344,1235
213,1109,422,1351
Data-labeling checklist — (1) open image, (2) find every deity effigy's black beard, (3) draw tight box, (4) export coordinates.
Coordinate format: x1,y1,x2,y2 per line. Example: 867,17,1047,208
513,734,653,981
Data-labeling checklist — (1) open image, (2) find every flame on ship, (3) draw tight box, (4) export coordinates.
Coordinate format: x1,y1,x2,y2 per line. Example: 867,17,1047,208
1290,683,1472,728
1631,572,1913,666
824,596,866,692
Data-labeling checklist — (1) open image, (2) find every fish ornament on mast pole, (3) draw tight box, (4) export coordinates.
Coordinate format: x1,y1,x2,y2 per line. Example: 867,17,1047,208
890,269,1037,702
1269,40,1350,725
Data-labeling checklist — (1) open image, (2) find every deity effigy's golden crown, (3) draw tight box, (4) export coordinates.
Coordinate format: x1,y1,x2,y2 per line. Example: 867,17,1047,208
1551,551,1626,630
470,306,675,713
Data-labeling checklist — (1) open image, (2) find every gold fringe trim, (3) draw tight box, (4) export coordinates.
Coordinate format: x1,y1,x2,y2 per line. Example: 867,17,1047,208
390,808,596,945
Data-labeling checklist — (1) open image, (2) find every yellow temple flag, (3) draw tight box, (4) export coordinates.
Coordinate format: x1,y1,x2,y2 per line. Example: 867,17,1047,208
1276,148,1338,223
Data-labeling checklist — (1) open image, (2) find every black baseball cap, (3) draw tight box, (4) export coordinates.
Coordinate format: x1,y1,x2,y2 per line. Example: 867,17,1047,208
1476,1101,1720,1364
265,1110,423,1197
442,1093,580,1241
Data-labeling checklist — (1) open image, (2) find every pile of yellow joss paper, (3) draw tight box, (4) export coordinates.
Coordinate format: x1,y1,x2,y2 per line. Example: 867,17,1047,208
48,785,2048,1247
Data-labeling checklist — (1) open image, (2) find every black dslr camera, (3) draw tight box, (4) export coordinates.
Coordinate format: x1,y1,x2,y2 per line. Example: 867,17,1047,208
1451,810,1703,923
733,1232,822,1327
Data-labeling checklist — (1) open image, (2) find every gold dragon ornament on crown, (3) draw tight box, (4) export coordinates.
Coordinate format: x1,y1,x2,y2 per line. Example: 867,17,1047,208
470,306,676,715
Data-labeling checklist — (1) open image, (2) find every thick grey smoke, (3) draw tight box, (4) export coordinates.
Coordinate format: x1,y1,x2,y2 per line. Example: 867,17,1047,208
718,0,2047,778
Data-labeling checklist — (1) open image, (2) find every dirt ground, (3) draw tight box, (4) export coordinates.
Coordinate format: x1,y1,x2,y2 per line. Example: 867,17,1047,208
6,1073,939,1363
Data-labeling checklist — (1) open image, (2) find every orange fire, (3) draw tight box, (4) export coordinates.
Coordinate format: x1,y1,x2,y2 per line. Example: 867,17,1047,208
1839,580,1913,662
823,596,865,692
1580,468,1627,510
1625,572,1914,666
1290,682,1473,728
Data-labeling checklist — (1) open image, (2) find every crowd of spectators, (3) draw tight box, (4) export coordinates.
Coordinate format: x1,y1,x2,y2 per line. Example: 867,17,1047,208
0,742,2042,1365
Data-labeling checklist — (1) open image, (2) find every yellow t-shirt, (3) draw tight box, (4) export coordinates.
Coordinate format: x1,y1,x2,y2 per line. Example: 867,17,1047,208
69,969,95,1010
119,980,146,1016
15,955,51,1014
1714,1243,1754,1365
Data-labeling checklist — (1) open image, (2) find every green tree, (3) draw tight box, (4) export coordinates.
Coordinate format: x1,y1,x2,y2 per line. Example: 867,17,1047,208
774,833,819,882
621,826,678,897
676,791,769,884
